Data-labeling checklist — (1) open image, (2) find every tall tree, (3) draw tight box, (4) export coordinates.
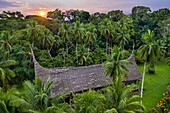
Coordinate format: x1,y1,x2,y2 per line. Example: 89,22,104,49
132,6,151,15
89,12,107,25
26,21,41,46
99,19,114,54
72,21,84,65
157,18,170,54
58,23,71,56
115,17,134,50
67,9,90,23
77,44,88,66
85,24,97,57
151,8,170,22
47,9,64,21
1,11,24,19
39,26,55,51
107,10,126,22
131,6,154,49
138,30,160,103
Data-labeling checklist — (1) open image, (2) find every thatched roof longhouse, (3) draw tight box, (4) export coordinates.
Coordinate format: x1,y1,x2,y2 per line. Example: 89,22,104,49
30,47,142,96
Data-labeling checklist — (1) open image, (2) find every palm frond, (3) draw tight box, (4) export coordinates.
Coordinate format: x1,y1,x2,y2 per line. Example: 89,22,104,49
104,108,118,113
124,102,146,111
126,95,141,104
0,60,17,68
0,100,9,113
11,98,32,110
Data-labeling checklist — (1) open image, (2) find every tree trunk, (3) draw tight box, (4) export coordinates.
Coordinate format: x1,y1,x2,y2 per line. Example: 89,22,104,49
161,52,165,61
148,61,155,74
88,44,91,57
110,38,113,55
32,41,34,47
66,43,68,57
106,39,107,54
76,43,78,66
140,62,146,103
63,54,66,66
122,40,124,51
88,46,90,57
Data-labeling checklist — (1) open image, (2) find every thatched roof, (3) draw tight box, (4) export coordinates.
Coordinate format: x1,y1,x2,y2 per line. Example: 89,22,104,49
31,47,142,96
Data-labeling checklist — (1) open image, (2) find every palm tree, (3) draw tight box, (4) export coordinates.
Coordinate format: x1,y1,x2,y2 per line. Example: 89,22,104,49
58,23,70,56
85,24,97,57
58,48,67,66
138,30,160,103
103,46,132,80
39,26,55,50
99,19,114,54
12,77,73,112
39,26,55,59
115,17,134,50
103,77,146,113
0,60,16,89
26,21,41,46
77,44,88,66
0,31,13,59
73,89,106,113
72,21,84,65
10,77,53,112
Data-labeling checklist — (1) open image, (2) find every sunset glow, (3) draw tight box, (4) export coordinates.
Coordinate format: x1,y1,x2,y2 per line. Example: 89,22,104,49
0,0,170,15
39,11,46,16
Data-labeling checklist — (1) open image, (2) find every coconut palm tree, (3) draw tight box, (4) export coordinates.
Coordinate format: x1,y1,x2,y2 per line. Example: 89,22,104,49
58,23,70,56
26,21,41,46
77,44,88,66
11,78,51,112
103,77,146,113
103,46,132,80
12,77,73,112
0,60,16,89
138,29,161,103
72,21,85,65
39,26,55,59
0,31,13,59
115,17,134,50
73,89,106,113
39,26,55,50
85,24,97,57
99,19,114,54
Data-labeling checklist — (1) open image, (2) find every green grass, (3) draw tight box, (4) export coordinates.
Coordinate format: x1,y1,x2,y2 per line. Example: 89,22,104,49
138,61,170,110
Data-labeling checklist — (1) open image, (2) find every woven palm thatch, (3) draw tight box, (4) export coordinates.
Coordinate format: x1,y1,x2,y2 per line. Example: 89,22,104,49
31,48,142,96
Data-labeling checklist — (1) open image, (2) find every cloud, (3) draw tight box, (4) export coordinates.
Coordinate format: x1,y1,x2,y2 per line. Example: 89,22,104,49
0,0,169,15
0,0,21,8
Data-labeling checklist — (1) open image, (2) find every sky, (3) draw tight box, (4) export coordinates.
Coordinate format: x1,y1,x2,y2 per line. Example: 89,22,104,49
0,0,170,15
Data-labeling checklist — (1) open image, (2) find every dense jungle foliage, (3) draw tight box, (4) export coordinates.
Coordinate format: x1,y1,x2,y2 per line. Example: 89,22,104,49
0,6,170,112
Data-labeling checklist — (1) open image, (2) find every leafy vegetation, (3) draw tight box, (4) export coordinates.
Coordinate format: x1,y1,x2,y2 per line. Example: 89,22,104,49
0,6,170,112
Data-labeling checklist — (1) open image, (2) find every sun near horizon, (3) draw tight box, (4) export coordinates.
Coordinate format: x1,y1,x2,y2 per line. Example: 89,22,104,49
38,11,46,17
